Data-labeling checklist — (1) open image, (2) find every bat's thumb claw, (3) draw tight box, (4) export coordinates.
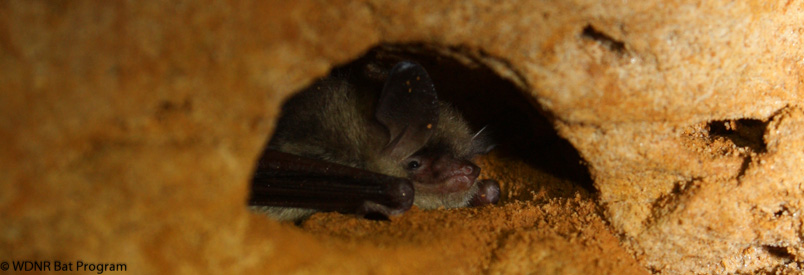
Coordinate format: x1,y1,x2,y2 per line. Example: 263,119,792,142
358,178,414,219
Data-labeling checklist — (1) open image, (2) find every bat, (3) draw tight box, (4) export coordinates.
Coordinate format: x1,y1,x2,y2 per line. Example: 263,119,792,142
249,60,500,221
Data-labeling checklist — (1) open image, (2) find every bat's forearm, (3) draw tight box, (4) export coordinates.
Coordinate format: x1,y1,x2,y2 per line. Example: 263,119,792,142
249,150,414,218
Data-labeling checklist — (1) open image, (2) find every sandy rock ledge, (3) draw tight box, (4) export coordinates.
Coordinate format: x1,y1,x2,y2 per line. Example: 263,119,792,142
2,1,803,274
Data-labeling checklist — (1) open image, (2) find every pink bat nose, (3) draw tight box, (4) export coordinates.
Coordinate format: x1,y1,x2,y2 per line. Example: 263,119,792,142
433,156,480,180
460,162,480,179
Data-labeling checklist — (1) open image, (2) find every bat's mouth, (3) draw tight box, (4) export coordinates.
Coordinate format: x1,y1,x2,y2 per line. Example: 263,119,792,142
414,175,476,194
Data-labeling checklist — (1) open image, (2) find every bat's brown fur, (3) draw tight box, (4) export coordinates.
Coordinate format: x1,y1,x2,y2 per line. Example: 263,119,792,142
253,64,491,221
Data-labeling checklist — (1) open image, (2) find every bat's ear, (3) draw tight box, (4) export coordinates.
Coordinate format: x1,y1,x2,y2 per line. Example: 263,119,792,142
376,61,439,160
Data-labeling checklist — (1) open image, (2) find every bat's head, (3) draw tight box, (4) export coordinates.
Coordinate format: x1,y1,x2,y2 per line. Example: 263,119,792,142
375,61,499,209
400,147,483,209
400,109,499,209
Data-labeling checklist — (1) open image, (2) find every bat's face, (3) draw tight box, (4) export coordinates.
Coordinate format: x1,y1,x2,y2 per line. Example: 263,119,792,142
402,151,481,208
406,153,480,193
403,153,480,209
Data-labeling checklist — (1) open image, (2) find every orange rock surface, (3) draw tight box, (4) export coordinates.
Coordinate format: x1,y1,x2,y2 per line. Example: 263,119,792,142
2,1,803,273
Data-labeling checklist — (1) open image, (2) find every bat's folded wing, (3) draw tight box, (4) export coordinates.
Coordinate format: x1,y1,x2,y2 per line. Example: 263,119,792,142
249,150,414,218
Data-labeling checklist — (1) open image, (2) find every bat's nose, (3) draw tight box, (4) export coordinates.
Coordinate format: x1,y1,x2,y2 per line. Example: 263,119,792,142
460,162,480,180
433,157,481,181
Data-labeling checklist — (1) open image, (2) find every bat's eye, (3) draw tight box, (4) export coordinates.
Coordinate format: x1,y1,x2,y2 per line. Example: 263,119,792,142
406,160,421,170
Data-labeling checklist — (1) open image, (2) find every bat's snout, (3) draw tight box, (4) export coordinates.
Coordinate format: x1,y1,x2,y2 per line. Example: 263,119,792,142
461,162,481,180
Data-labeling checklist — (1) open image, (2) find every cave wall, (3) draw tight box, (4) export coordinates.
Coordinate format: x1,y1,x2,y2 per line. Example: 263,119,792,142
2,0,803,273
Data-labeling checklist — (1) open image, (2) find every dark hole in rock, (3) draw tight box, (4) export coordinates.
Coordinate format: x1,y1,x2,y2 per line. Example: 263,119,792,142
763,245,794,261
336,44,594,192
252,44,595,217
581,25,626,53
773,204,789,218
707,118,768,153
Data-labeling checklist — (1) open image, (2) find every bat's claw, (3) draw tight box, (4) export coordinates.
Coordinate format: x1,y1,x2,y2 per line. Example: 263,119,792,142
469,179,500,207
357,178,414,219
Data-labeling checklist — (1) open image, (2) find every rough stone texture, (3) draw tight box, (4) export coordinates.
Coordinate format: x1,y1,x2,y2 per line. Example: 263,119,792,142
2,0,803,274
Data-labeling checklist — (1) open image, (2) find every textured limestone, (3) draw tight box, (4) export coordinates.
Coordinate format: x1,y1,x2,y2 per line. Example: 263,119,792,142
2,0,803,274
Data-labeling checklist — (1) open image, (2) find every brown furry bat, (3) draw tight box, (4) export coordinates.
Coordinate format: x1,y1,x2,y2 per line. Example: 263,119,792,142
250,61,500,221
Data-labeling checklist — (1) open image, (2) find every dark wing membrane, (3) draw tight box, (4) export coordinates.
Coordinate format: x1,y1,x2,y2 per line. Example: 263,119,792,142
249,150,414,217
